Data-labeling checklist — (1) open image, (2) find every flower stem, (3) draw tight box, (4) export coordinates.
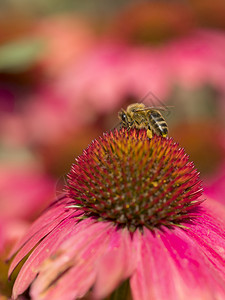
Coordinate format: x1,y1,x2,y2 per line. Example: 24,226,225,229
105,280,131,300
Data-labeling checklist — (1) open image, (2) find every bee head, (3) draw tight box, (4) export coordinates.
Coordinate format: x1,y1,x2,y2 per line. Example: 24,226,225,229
118,109,128,126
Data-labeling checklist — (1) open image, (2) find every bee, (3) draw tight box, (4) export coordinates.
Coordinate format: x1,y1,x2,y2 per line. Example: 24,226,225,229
118,103,168,138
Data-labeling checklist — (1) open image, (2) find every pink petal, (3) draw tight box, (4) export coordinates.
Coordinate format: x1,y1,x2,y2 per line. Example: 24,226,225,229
8,197,70,259
30,221,114,300
12,216,81,298
130,226,225,300
92,228,137,299
8,199,81,275
202,197,225,227
34,260,96,300
185,212,225,279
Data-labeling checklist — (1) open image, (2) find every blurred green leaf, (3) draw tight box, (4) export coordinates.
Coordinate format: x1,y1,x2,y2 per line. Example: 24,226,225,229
0,38,44,72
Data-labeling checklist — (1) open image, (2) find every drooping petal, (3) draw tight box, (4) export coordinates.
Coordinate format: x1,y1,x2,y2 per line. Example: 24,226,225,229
12,215,84,298
9,207,83,282
30,221,115,300
185,205,225,280
130,226,225,300
92,228,137,299
8,197,75,261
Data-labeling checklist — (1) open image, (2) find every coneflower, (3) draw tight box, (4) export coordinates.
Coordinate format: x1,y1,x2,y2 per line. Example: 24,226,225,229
8,129,225,300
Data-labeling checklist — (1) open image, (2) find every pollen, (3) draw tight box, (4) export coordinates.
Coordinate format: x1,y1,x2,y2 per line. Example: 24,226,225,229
66,129,203,231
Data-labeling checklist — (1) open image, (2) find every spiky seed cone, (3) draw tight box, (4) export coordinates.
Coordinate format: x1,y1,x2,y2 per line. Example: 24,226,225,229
67,129,203,231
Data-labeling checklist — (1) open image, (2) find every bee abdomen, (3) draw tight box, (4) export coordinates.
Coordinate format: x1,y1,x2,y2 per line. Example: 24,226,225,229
148,111,168,137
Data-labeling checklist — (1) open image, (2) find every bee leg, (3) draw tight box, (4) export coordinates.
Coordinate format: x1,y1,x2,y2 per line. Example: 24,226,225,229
147,129,153,139
126,124,133,132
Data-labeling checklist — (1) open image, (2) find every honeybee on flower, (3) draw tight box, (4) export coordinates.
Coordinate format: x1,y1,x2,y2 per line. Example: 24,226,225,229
118,92,170,138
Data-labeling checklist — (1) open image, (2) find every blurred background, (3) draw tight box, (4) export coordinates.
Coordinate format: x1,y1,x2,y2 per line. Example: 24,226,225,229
1,0,225,297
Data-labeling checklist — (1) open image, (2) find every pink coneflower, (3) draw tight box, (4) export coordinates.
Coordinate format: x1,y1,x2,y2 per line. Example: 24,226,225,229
8,129,225,300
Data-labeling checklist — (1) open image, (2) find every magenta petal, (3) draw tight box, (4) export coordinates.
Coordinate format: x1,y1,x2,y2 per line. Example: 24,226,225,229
92,228,137,299
11,216,84,299
32,262,96,300
30,221,115,300
8,199,82,276
130,229,158,300
8,197,72,259
130,227,225,300
185,214,225,278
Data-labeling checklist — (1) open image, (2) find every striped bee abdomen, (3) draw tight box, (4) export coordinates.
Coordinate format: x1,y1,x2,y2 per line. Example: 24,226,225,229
148,111,168,137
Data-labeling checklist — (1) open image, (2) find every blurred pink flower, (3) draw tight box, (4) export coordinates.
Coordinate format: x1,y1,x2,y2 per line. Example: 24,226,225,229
22,87,78,145
33,15,96,77
0,165,55,253
8,130,225,300
0,15,97,148
0,218,28,255
0,86,92,148
0,165,55,220
165,30,225,92
0,113,28,147
53,43,171,110
0,164,55,297
3,29,225,149
54,29,225,107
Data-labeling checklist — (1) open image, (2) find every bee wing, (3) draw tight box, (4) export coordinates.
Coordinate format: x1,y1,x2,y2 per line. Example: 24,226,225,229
134,106,173,112
139,91,173,116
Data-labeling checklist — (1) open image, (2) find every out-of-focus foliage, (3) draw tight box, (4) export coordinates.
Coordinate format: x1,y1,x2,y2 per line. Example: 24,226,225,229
0,39,43,71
